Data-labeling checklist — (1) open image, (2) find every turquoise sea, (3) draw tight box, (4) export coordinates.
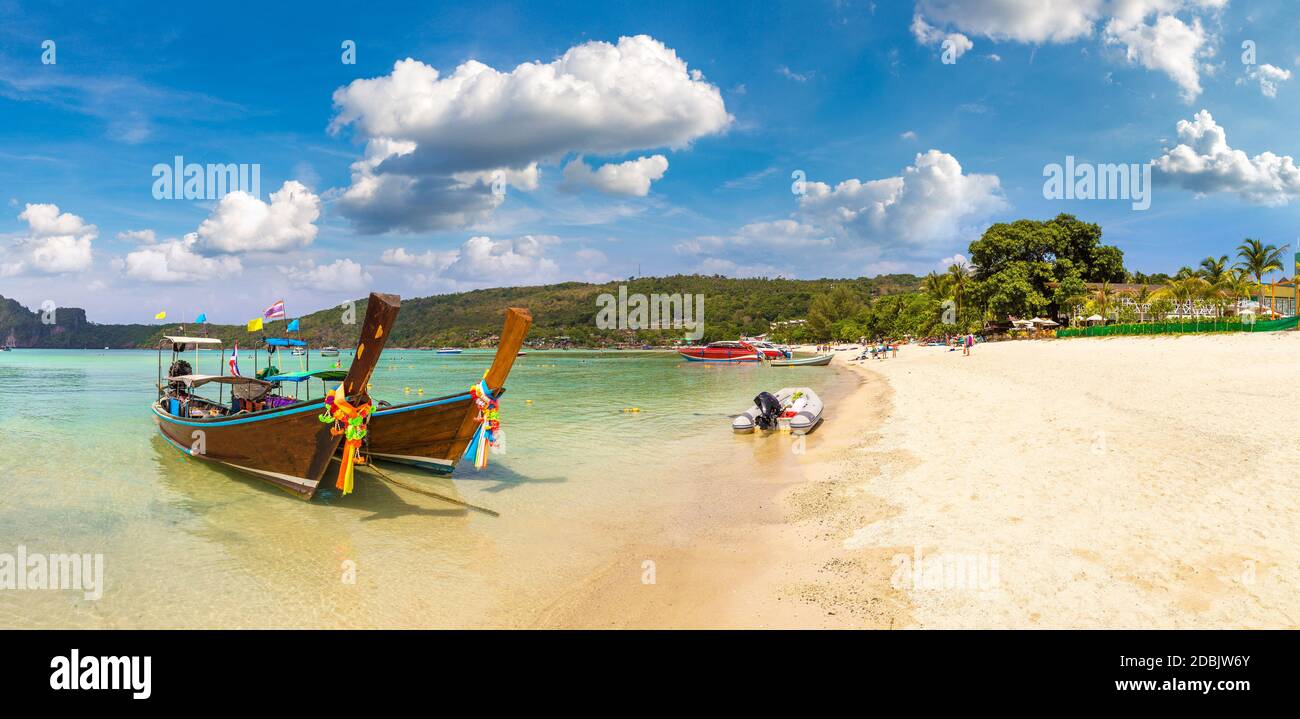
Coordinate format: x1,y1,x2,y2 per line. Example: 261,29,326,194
0,348,857,627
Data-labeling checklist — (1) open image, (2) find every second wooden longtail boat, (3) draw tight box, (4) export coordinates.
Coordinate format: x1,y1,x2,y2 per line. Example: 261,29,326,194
152,292,400,499
363,307,532,474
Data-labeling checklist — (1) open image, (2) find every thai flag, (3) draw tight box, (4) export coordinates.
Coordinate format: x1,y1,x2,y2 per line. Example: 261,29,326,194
229,341,241,377
263,299,286,321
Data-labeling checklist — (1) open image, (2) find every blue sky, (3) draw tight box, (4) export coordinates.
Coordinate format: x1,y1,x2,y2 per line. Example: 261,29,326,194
1,0,1298,322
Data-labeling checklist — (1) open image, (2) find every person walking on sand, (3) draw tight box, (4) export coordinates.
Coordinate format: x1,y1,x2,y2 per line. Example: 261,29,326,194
962,333,973,357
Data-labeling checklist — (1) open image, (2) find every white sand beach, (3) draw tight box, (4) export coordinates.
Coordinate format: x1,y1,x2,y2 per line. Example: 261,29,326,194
543,333,1300,628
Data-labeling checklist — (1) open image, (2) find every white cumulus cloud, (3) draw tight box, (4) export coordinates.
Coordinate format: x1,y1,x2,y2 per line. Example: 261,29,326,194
911,14,974,60
560,155,668,196
282,258,373,291
1102,12,1210,102
194,181,320,253
797,149,1006,248
328,35,730,233
1,203,97,276
1239,62,1291,98
119,235,243,283
1153,109,1300,205
912,0,1225,101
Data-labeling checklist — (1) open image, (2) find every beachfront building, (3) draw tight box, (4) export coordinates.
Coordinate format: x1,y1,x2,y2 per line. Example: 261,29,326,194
1060,280,1297,324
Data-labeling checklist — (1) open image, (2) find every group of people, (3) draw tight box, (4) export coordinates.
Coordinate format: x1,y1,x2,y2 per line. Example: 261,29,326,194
852,339,899,361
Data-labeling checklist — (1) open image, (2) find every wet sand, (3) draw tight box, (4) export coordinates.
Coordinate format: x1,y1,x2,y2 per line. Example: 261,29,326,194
541,334,1300,628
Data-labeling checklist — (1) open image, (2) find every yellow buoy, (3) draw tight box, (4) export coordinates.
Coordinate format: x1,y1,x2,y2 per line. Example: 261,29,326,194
404,387,411,394
417,388,424,395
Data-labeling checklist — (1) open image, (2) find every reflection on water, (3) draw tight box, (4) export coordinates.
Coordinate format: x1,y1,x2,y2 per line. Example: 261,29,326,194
0,348,856,627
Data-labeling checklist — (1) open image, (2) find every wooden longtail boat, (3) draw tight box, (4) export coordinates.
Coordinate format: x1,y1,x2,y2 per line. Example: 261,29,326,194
151,292,400,498
364,307,532,474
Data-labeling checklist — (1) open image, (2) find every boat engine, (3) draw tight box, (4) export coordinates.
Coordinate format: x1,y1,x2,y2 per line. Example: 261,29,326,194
752,391,783,430
167,359,192,390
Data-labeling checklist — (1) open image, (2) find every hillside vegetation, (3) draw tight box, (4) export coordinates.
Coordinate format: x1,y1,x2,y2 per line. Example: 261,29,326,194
0,273,923,348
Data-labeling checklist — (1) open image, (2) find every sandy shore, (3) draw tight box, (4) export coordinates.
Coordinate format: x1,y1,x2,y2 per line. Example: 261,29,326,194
539,333,1300,628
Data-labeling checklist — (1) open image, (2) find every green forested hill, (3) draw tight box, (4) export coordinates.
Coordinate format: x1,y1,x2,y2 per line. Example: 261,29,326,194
0,273,921,349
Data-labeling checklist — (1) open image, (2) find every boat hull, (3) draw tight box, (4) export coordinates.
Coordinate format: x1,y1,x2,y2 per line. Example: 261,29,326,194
771,354,833,367
366,392,478,473
679,352,759,363
363,307,532,475
152,292,401,500
152,401,339,498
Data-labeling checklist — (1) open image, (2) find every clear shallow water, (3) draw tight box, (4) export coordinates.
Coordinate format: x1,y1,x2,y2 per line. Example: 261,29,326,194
0,348,856,627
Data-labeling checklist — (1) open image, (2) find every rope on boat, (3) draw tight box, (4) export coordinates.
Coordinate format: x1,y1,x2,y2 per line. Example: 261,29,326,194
357,462,500,517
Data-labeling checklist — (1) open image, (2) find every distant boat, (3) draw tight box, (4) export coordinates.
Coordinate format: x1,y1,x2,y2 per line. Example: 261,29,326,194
320,347,340,357
0,346,12,352
678,341,781,363
770,354,833,367
291,347,306,356
436,348,462,354
517,351,527,356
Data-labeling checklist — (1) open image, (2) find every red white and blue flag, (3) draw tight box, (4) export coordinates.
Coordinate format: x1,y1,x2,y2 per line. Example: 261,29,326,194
229,341,241,377
263,299,286,321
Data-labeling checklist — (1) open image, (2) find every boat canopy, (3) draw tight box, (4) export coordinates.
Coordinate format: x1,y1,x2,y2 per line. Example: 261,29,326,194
163,336,222,345
167,374,272,389
262,369,347,383
265,337,307,347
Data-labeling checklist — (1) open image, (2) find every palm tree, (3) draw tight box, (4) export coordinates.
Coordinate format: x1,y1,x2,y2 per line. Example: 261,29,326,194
923,272,953,302
1218,269,1256,318
1134,284,1152,323
1091,281,1114,321
1198,254,1229,285
1154,276,1212,322
947,262,972,321
1235,238,1285,314
1174,265,1199,280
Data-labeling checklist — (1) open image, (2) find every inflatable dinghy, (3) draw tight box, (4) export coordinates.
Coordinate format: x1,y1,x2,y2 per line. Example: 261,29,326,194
732,387,823,435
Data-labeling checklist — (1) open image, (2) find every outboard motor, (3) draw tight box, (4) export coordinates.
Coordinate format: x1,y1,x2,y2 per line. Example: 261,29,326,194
753,391,783,431
167,359,192,391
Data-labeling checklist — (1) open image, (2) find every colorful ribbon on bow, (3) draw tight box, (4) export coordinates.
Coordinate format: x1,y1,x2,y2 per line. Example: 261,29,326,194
318,385,372,495
462,379,501,470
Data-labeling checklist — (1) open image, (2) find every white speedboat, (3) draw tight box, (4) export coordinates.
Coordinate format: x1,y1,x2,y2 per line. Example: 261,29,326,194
320,346,340,357
732,387,823,434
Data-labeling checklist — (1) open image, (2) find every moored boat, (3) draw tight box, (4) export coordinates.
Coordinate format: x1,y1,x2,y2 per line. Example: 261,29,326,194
678,340,782,363
320,346,340,357
770,353,833,367
436,347,462,354
731,387,823,435
365,308,532,474
151,293,400,498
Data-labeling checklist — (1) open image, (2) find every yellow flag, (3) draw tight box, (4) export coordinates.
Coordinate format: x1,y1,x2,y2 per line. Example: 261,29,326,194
154,311,166,320
247,317,264,332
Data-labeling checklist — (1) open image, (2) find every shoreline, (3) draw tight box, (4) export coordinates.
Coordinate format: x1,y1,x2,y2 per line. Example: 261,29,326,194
530,354,908,628
533,333,1300,629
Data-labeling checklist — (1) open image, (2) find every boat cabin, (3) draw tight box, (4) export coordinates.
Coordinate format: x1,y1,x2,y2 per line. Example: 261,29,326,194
155,336,337,418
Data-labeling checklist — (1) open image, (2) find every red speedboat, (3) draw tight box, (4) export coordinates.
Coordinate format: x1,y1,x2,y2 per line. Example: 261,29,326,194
677,341,783,363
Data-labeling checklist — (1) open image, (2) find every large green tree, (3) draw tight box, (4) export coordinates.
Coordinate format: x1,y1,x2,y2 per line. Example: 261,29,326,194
968,214,1125,320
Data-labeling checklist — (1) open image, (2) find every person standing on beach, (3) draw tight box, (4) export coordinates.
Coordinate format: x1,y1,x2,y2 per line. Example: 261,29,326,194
963,333,973,356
